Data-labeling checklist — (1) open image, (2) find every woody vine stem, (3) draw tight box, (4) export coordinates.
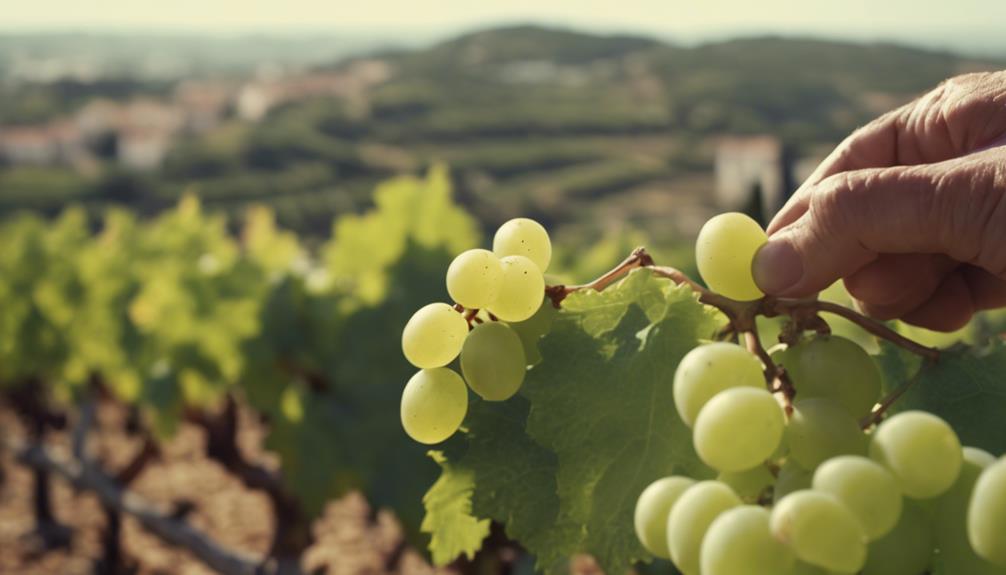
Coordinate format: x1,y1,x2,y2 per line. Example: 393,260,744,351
543,247,941,428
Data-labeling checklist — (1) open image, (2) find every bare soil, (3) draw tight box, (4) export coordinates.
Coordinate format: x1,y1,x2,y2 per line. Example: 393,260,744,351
0,401,446,575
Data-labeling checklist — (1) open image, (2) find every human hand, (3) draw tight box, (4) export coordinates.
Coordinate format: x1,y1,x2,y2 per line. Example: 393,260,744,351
753,71,1006,331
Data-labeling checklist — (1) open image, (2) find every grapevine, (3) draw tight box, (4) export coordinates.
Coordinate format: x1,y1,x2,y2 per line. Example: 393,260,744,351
0,168,479,574
1,168,1005,574
403,212,1006,575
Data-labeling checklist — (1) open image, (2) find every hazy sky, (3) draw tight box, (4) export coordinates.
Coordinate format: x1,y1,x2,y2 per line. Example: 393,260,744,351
4,0,1006,52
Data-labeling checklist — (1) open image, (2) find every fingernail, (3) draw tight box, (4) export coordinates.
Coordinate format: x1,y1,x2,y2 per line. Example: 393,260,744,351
753,240,803,295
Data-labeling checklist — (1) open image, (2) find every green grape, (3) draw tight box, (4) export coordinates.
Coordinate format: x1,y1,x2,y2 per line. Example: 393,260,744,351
774,459,813,503
786,398,867,470
493,217,552,272
968,456,1006,567
633,476,695,559
700,505,796,575
930,447,1004,574
812,455,902,540
772,335,882,417
667,480,742,575
446,249,503,309
694,212,767,301
868,411,962,499
673,342,765,427
508,297,557,366
460,322,526,401
693,387,785,472
861,501,934,575
487,255,545,322
718,465,774,503
770,490,867,573
400,368,468,444
401,302,469,368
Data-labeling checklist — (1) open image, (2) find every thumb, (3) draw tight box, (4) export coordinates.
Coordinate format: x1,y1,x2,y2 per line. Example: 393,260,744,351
752,155,1002,297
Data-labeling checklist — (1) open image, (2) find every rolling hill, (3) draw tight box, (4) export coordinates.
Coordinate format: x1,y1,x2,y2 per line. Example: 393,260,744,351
1,25,1003,244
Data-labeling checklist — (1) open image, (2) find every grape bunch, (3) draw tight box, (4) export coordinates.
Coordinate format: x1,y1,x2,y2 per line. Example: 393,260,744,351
632,212,1006,575
400,218,552,444
639,337,1006,574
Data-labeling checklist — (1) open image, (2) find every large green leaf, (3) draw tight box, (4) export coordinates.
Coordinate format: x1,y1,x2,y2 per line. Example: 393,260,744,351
523,269,718,573
426,269,719,574
465,397,560,553
422,395,560,567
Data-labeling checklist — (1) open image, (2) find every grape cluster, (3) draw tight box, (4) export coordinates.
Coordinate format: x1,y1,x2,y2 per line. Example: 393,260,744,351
400,218,552,444
633,212,1006,575
638,338,1006,574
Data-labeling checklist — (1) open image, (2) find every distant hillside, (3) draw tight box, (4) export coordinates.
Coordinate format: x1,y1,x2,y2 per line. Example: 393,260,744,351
420,25,663,65
1,25,1003,242
671,36,999,103
371,26,1003,143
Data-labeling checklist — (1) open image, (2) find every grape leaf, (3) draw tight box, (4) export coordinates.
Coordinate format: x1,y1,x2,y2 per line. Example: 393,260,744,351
465,397,560,552
423,395,560,567
875,340,923,396
422,451,492,566
520,269,718,573
559,267,675,336
892,341,1006,455
424,269,718,573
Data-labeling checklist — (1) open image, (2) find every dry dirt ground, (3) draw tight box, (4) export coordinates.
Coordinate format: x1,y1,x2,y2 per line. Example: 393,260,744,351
0,401,448,575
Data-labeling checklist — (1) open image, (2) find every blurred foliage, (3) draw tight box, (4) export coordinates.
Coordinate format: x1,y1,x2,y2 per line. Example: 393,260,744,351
0,167,474,536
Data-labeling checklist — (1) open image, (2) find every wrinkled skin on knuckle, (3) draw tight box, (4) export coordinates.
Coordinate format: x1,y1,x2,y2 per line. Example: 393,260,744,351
806,172,861,242
968,157,1006,277
892,72,1006,163
803,168,893,257
929,72,1006,153
924,163,972,256
821,167,921,250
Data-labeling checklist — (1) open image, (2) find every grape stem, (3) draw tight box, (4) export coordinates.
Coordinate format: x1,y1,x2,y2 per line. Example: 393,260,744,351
633,264,799,405
464,308,482,327
547,247,940,362
545,247,654,307
546,247,942,417
450,306,487,329
547,246,949,423
770,299,939,360
743,331,796,413
859,367,929,429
